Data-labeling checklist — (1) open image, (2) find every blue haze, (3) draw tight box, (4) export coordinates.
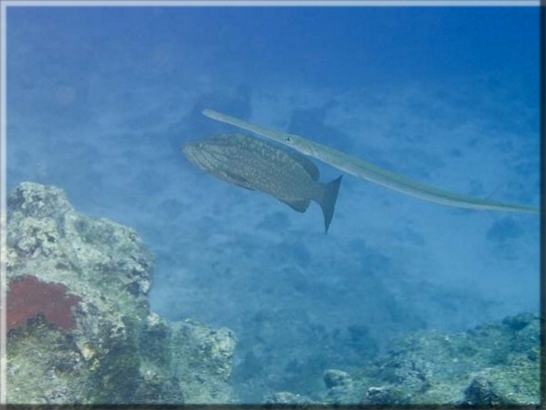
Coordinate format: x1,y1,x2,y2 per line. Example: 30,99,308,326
6,5,540,402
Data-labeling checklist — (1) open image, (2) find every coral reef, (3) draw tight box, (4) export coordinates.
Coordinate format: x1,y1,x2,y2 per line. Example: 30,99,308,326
5,182,236,404
5,182,538,405
264,391,311,404
317,312,539,405
261,312,538,405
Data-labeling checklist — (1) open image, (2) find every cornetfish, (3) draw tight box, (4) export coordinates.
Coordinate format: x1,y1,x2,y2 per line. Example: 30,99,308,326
202,108,539,213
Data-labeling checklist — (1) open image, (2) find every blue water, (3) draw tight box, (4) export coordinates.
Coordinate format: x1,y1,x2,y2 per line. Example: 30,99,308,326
6,4,540,402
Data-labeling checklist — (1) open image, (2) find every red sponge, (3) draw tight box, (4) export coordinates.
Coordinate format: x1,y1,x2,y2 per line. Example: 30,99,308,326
7,275,82,332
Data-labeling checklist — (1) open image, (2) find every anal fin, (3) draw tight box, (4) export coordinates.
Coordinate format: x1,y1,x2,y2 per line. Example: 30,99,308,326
280,198,310,213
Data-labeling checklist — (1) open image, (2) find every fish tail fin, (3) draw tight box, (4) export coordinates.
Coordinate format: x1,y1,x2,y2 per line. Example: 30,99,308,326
318,175,343,233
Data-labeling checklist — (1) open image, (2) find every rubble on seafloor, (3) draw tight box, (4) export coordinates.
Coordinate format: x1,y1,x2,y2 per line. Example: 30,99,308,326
4,182,540,405
269,315,539,406
5,182,236,404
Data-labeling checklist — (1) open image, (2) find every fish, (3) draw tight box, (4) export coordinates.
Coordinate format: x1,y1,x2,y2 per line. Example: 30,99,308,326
202,109,539,214
182,133,343,232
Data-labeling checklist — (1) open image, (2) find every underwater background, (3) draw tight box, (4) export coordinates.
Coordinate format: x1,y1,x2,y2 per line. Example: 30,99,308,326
6,4,540,402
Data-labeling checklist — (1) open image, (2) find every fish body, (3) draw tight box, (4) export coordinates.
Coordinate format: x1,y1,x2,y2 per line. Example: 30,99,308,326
182,133,343,232
202,109,539,214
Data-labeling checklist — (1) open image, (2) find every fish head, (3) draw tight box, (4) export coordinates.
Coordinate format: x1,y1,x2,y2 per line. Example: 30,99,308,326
181,139,211,170
181,134,241,172
181,140,199,157
182,134,233,152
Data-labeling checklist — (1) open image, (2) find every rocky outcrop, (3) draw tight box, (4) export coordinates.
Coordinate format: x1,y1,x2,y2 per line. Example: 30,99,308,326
6,182,236,404
320,312,539,405
6,182,538,406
